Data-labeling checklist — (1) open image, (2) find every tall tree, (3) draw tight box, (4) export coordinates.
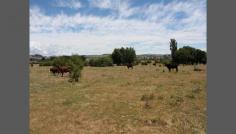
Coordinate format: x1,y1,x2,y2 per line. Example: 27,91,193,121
111,47,136,65
111,48,122,65
170,39,178,63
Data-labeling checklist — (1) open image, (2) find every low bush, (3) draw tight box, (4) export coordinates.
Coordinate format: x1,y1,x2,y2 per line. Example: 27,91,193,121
88,56,113,67
141,93,154,101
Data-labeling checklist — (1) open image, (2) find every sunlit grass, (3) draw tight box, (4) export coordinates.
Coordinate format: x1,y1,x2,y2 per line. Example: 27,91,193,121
30,64,206,134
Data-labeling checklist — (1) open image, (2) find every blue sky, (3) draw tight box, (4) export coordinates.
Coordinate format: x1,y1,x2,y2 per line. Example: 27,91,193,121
30,0,206,56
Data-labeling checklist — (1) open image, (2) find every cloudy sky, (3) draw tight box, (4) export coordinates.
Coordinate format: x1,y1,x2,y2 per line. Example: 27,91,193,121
30,0,206,56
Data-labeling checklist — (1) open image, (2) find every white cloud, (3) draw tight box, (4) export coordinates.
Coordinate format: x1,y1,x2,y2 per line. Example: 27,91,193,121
30,0,206,56
90,0,120,10
53,0,82,9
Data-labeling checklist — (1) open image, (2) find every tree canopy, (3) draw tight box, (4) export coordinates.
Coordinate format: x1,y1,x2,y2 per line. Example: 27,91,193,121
111,47,136,65
176,46,206,65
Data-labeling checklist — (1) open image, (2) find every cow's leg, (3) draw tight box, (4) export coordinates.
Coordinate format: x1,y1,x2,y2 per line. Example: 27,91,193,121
176,67,178,72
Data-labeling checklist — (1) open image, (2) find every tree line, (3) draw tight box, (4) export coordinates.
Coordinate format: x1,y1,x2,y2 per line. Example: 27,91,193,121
169,39,206,65
35,39,206,82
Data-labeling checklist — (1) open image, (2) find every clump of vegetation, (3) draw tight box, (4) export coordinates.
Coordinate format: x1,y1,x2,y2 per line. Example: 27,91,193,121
160,56,171,65
140,93,154,101
146,60,152,64
51,55,85,82
169,95,184,106
111,47,136,66
37,56,56,66
68,55,84,82
144,117,167,126
192,86,201,94
39,62,51,66
134,59,141,65
88,56,113,67
185,93,195,99
39,59,53,66
144,101,151,109
141,61,148,65
141,93,154,109
158,95,164,100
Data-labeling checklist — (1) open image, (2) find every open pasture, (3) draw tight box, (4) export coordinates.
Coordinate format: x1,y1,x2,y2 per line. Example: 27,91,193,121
30,64,206,134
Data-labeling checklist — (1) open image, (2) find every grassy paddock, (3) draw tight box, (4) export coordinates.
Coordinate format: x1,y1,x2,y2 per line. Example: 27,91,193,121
30,64,206,134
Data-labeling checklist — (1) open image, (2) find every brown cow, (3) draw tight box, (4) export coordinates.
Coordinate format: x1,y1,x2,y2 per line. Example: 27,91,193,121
50,67,60,75
50,66,71,77
126,63,133,69
58,66,71,77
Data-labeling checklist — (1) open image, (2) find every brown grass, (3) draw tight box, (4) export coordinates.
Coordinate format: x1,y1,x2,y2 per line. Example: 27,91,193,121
30,64,207,134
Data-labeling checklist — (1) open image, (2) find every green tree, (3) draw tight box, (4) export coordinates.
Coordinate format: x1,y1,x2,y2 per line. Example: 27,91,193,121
170,39,178,63
111,48,122,65
176,46,207,65
68,55,84,82
124,47,136,64
111,47,136,65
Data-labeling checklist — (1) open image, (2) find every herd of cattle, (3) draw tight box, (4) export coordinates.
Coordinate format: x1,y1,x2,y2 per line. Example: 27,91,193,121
30,62,180,77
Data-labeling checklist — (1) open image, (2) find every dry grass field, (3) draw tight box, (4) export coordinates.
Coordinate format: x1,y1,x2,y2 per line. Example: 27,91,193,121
30,64,207,134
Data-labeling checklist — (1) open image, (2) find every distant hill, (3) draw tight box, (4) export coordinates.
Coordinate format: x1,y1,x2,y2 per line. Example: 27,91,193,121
30,54,46,61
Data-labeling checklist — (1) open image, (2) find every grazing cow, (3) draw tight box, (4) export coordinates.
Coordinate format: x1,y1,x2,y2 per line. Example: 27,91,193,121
164,63,178,72
126,63,133,69
50,67,60,75
50,66,71,76
58,66,71,77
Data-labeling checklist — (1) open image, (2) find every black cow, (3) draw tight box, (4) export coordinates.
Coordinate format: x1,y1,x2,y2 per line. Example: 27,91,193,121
164,63,178,72
126,63,133,69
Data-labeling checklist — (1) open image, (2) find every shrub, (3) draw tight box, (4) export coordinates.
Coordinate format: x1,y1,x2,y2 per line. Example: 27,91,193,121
51,55,84,82
39,61,53,66
160,57,171,65
67,55,84,82
141,93,154,101
185,94,195,99
141,61,148,65
169,95,184,106
38,58,54,66
146,60,152,64
134,59,141,65
69,64,82,82
88,56,113,67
